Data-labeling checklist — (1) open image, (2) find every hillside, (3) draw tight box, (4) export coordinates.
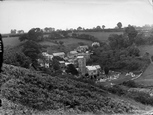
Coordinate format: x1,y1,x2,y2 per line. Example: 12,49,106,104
76,31,123,42
0,64,150,115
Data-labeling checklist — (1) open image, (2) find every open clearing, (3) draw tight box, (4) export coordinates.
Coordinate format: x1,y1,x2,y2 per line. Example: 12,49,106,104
77,31,123,42
3,37,21,47
57,38,92,45
138,45,153,56
135,45,153,86
134,64,153,87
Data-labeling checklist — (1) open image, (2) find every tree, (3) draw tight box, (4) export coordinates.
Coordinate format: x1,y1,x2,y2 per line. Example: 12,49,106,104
28,28,43,41
104,67,109,76
77,27,82,31
102,25,105,30
52,59,60,71
96,26,101,30
124,25,138,45
66,64,78,75
22,41,42,66
19,33,28,41
19,28,43,42
59,41,64,45
117,22,122,29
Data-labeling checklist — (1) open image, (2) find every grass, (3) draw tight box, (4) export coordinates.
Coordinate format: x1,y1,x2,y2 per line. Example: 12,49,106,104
134,64,153,87
0,64,141,114
76,31,123,42
57,38,92,46
138,45,153,56
2,37,21,47
134,45,153,86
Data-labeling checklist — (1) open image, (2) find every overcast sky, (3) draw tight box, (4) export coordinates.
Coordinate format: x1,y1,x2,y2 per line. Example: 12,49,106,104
0,0,153,33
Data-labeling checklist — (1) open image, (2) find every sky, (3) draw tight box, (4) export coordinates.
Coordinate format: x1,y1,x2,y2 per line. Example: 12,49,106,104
0,0,153,33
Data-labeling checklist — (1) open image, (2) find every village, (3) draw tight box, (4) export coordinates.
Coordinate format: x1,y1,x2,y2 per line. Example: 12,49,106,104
37,42,142,86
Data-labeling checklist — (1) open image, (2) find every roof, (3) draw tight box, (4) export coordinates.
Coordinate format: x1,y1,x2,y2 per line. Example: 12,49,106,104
77,56,84,59
53,52,65,56
79,45,88,48
65,62,71,66
94,65,101,69
86,66,97,71
70,50,78,54
59,61,65,64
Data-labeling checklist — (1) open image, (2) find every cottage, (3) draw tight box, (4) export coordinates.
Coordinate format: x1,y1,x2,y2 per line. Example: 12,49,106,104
53,52,65,58
42,52,53,60
86,65,101,78
77,45,88,52
67,50,78,59
59,61,65,69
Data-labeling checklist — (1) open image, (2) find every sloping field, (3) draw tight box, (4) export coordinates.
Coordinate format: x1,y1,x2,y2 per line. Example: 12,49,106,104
0,64,141,114
77,32,123,42
134,64,153,87
58,38,92,45
135,45,153,86
138,45,153,56
3,37,21,47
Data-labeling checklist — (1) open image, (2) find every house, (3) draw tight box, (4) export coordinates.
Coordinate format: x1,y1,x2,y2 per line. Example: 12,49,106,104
59,61,65,69
67,50,78,59
37,59,50,68
42,52,53,60
86,65,101,78
78,52,90,60
53,52,65,58
77,45,88,52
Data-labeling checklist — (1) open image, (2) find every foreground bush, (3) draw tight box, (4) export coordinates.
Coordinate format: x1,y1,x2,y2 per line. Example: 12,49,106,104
0,64,138,113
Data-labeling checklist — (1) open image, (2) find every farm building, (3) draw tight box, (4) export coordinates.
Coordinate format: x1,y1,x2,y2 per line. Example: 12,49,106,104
53,52,65,58
42,52,53,60
86,65,101,77
67,50,78,59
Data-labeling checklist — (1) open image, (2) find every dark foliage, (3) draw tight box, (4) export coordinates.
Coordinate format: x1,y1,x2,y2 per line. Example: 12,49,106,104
0,64,136,113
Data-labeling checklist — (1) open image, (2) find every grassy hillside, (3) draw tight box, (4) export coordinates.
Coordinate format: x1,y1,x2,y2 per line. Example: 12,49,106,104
135,45,153,86
138,45,153,56
76,32,123,42
2,37,21,47
0,64,144,114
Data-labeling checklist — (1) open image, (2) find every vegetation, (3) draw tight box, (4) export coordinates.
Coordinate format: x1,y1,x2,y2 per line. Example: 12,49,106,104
0,64,138,113
4,46,31,68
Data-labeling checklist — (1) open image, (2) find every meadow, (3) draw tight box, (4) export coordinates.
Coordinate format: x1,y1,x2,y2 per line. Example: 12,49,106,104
138,45,153,56
76,31,123,42
2,37,21,47
2,31,123,47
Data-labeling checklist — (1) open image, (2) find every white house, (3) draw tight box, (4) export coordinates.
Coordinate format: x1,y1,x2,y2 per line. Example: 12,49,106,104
67,50,78,59
86,65,101,77
53,52,65,58
42,52,53,60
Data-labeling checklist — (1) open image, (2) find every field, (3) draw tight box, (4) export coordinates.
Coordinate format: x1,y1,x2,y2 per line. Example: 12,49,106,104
2,32,123,47
135,45,153,86
2,37,21,47
77,31,123,42
138,45,153,56
57,38,92,45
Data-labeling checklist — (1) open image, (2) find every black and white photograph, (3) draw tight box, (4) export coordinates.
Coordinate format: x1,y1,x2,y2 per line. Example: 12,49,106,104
0,0,153,114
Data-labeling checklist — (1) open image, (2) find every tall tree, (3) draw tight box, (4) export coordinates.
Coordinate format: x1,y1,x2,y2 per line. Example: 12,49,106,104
117,22,122,29
124,25,138,45
66,64,78,75
102,25,105,30
22,41,42,66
